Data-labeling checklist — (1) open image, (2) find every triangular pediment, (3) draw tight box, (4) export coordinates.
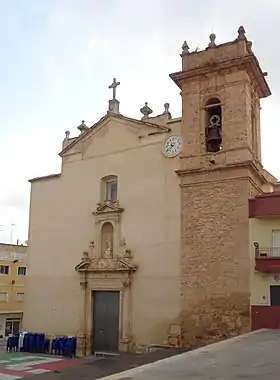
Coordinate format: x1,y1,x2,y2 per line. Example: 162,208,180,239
75,258,90,271
75,257,137,273
60,113,170,157
93,201,124,215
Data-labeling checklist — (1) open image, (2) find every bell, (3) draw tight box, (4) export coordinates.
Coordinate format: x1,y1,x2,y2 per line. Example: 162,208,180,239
206,125,222,152
206,125,222,144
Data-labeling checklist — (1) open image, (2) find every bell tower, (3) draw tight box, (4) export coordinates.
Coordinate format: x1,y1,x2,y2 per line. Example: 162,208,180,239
170,27,272,343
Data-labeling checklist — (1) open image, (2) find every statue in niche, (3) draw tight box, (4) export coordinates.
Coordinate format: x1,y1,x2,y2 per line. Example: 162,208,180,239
101,222,114,258
104,238,113,258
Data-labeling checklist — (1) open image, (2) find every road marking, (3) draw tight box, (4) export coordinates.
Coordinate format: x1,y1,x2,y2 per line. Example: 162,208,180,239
26,369,50,374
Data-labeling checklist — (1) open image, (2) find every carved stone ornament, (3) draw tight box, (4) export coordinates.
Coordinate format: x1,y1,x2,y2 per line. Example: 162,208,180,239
77,120,89,135
64,130,70,140
82,251,89,261
181,40,189,54
208,33,216,48
237,25,246,41
92,202,124,216
75,256,137,273
124,249,132,258
140,102,153,119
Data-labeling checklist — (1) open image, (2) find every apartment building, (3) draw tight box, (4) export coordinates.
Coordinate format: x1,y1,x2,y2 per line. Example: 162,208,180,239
250,192,280,329
0,243,27,337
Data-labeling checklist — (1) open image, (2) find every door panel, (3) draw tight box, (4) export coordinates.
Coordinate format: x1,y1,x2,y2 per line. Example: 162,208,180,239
92,291,120,352
251,305,280,330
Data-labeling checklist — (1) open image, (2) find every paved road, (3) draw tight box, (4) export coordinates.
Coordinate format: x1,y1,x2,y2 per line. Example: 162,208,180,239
1,330,280,379
0,352,81,379
29,348,185,380
98,329,280,380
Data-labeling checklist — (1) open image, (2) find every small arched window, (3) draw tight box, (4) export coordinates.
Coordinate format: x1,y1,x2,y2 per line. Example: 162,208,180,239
101,175,118,202
205,98,222,153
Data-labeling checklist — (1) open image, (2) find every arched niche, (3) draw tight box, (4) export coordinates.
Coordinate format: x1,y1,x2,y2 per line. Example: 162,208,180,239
205,97,222,153
101,222,114,258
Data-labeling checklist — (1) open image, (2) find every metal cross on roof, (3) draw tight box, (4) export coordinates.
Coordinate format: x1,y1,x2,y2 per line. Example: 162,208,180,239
108,78,120,100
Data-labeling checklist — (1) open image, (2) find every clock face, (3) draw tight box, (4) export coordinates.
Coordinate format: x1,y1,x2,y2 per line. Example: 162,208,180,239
163,135,182,157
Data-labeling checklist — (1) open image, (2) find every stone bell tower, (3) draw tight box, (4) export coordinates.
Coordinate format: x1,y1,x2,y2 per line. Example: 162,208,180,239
170,27,272,343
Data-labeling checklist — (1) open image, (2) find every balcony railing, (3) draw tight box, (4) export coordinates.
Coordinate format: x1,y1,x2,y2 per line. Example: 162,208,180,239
254,242,280,258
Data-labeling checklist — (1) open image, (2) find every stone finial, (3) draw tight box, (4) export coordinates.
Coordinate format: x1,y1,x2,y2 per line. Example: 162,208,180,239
77,120,89,135
162,102,172,119
246,40,253,53
182,41,189,54
208,33,216,48
140,102,153,119
64,130,70,140
237,26,247,41
163,103,170,114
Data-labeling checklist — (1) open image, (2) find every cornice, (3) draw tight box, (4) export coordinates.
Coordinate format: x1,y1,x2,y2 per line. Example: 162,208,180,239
170,54,270,98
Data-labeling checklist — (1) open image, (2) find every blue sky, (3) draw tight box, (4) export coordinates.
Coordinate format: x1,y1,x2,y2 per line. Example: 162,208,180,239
0,0,279,243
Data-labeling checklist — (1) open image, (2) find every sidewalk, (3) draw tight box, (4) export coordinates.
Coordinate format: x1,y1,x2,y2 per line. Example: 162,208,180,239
97,329,280,380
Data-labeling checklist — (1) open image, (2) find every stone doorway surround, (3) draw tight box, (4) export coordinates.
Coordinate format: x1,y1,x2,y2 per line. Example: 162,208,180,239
75,200,137,356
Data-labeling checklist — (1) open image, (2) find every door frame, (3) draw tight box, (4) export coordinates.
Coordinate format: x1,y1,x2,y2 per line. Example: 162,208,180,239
5,318,22,336
85,276,131,354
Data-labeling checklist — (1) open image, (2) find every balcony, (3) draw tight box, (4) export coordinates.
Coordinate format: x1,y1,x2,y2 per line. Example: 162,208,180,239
254,242,280,272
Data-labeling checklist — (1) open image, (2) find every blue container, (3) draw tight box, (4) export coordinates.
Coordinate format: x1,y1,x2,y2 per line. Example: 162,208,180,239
63,337,76,358
6,334,19,352
44,338,50,354
51,338,58,355
22,333,77,357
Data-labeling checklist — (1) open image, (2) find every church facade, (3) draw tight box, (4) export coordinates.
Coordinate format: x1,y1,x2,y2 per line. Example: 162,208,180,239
23,26,278,354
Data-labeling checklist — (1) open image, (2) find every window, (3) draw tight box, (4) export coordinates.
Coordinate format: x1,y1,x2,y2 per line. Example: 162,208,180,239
17,267,26,276
272,230,280,247
101,175,118,202
0,265,9,275
16,293,24,302
270,286,280,306
272,230,280,257
0,292,7,302
106,180,118,201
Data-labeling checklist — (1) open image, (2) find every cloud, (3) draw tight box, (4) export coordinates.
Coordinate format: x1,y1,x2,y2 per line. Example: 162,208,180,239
0,0,279,243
